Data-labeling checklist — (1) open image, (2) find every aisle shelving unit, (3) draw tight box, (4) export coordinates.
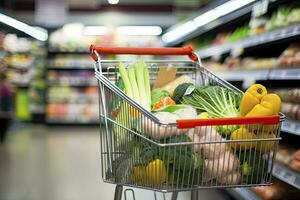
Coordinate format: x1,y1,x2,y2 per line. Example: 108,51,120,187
214,68,300,82
46,50,98,125
198,23,300,59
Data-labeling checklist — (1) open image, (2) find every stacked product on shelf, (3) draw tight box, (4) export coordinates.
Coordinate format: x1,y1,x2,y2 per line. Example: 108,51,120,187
275,89,300,133
203,44,300,72
47,70,97,86
2,33,46,121
187,4,300,50
48,54,92,69
46,86,98,123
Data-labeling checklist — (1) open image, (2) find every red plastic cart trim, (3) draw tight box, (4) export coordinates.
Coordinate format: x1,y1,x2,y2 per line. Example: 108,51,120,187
176,115,280,129
89,45,198,62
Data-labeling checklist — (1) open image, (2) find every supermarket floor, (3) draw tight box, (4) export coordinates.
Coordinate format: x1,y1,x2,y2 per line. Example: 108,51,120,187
0,123,232,200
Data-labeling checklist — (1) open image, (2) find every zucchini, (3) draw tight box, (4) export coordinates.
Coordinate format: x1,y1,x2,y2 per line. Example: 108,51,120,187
173,83,195,103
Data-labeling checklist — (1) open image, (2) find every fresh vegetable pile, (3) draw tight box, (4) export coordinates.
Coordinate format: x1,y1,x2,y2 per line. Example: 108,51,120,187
109,61,282,188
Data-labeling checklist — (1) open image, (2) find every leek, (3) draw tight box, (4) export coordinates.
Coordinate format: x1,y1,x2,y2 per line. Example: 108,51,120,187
128,65,140,104
135,61,150,111
143,62,151,106
118,62,133,99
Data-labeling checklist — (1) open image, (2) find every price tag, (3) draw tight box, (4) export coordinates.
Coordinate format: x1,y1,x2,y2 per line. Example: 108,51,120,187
252,0,269,17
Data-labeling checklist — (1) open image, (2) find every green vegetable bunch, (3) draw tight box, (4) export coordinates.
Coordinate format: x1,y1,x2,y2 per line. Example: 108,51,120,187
239,150,268,184
130,134,204,186
181,86,242,135
113,61,152,149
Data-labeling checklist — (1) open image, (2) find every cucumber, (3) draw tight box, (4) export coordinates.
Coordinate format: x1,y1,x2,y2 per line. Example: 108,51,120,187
173,83,195,103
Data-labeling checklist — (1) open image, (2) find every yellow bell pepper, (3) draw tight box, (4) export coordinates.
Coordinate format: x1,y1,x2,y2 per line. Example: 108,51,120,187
231,127,257,150
145,159,167,186
231,127,277,152
240,84,281,133
257,133,276,152
132,159,167,186
240,84,267,116
261,94,281,115
132,165,147,184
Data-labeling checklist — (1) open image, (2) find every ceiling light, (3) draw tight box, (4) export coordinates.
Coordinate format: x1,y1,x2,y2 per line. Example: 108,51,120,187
193,9,220,27
0,13,48,41
84,26,108,35
215,0,255,17
162,0,255,44
117,26,162,35
162,21,196,43
108,0,119,5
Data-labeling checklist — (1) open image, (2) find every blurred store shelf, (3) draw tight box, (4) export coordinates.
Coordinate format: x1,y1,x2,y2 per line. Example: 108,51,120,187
215,68,300,81
48,66,93,70
198,24,300,59
46,118,98,125
273,162,300,190
48,50,89,54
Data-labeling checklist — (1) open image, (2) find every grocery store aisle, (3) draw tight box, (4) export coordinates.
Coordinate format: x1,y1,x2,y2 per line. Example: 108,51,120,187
0,124,231,200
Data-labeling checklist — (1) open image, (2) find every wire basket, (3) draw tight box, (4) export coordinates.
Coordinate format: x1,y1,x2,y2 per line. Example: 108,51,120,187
90,46,284,193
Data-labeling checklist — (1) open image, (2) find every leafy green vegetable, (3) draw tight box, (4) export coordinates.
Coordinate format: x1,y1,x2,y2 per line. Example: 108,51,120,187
151,88,169,106
152,104,188,113
173,83,195,103
130,134,204,186
159,135,204,186
181,86,242,135
239,150,268,184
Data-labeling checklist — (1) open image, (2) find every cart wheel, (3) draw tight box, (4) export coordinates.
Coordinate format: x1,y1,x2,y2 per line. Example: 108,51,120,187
190,190,198,200
114,185,123,200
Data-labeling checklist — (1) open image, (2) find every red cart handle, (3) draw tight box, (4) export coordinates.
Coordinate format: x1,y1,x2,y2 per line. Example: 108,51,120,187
89,45,198,62
177,115,280,129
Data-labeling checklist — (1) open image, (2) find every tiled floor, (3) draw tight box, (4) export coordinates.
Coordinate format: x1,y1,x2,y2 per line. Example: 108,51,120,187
0,123,231,200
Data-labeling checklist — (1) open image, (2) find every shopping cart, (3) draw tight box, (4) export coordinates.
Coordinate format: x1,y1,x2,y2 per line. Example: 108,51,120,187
90,45,285,200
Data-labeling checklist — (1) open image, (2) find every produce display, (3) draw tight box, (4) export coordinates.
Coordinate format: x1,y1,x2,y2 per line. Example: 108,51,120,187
106,61,282,188
203,43,300,71
187,4,300,50
272,88,300,122
1,32,46,119
279,44,300,67
46,86,98,123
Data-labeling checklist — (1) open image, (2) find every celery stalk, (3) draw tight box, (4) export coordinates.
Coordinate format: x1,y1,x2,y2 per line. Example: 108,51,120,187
143,62,151,106
128,65,140,104
118,62,133,99
135,61,150,111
